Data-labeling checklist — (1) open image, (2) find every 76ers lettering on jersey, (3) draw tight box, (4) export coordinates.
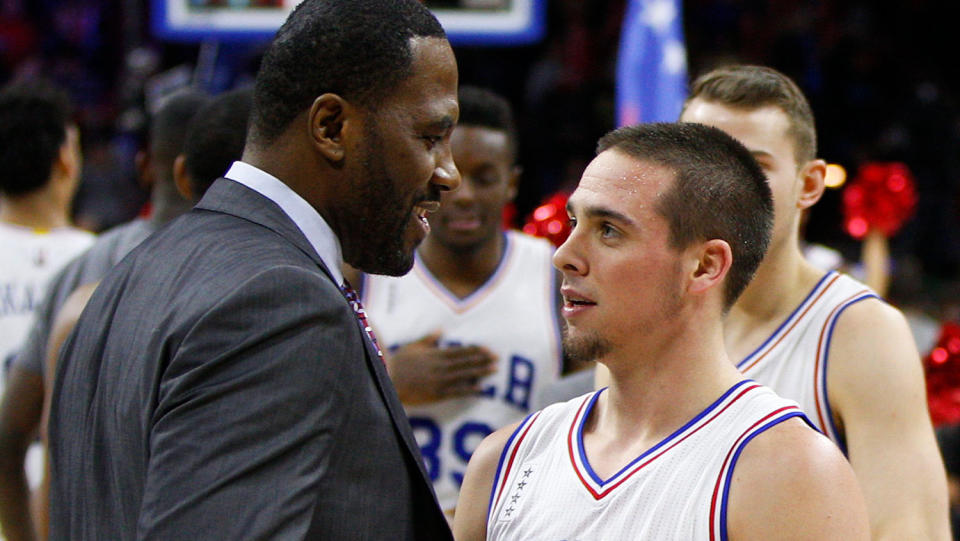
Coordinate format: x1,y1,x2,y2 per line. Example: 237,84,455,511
736,271,879,452
487,381,807,540
362,231,562,511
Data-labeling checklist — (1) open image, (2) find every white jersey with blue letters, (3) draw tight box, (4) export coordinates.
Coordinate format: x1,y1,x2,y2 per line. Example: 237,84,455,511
362,230,562,511
487,381,807,540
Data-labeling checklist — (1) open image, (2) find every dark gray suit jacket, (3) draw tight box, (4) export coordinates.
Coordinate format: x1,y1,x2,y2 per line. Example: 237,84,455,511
48,178,453,540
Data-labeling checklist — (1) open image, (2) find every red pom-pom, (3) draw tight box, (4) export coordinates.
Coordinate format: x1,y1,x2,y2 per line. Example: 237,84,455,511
842,162,918,239
522,191,571,247
925,322,960,426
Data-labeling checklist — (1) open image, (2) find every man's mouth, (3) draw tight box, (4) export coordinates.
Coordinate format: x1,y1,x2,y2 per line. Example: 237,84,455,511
445,213,483,231
561,287,596,307
414,200,440,230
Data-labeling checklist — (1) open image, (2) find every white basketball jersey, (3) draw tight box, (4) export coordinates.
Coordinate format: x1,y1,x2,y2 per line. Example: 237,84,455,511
487,381,806,540
362,231,562,511
0,223,93,502
0,223,94,385
736,270,878,452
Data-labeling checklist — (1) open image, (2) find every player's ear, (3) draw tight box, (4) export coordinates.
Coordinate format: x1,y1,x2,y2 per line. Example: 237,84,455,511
135,148,155,190
54,126,81,184
506,165,522,201
173,154,194,201
308,93,352,164
797,158,827,210
688,239,732,297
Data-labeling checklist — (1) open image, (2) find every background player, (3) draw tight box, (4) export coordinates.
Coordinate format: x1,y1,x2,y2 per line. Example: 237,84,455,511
360,85,563,517
677,65,949,539
455,122,869,540
0,79,94,541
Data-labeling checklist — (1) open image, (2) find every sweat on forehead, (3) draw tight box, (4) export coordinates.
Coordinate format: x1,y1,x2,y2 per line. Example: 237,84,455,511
590,122,774,308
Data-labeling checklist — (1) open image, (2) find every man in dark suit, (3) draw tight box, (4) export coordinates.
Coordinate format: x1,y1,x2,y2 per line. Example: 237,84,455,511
47,0,461,538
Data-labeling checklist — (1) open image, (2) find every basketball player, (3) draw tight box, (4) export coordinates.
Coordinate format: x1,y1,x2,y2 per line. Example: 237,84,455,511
454,122,869,540
360,86,563,516
0,79,94,541
0,80,94,383
676,65,950,539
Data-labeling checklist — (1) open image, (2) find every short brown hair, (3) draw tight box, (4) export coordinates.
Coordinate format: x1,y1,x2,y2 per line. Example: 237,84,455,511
685,65,817,166
597,122,773,311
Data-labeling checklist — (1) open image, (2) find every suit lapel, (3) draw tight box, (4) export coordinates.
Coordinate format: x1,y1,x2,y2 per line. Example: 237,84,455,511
197,178,436,490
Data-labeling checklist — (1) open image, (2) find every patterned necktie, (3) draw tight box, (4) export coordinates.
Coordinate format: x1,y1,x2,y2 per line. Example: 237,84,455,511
340,280,384,360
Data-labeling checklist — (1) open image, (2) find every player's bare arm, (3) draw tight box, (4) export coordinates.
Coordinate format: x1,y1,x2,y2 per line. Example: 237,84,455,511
0,366,43,541
726,417,870,540
828,298,950,540
453,422,517,541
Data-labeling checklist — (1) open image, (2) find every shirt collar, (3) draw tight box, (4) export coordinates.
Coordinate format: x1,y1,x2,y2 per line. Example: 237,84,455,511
224,161,344,286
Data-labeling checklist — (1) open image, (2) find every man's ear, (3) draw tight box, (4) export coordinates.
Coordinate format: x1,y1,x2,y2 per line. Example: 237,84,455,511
135,149,155,190
797,158,827,211
173,154,193,201
53,127,81,184
688,239,732,297
506,165,522,202
308,93,353,163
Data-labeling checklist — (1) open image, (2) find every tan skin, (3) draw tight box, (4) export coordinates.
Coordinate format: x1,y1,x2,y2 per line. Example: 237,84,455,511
456,151,869,540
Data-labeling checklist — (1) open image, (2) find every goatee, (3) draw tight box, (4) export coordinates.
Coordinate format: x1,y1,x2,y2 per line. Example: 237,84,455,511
562,328,612,364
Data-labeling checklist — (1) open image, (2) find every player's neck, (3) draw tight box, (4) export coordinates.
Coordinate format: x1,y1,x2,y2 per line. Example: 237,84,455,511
0,188,73,229
149,180,194,227
418,232,505,299
730,233,825,322
585,323,742,478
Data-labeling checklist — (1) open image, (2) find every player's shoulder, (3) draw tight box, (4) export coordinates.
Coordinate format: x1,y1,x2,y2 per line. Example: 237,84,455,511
735,416,841,478
727,417,870,539
473,420,524,473
826,271,914,356
805,270,907,343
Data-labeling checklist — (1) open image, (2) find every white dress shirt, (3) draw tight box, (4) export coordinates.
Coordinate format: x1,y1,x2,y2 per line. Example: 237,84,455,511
224,161,344,286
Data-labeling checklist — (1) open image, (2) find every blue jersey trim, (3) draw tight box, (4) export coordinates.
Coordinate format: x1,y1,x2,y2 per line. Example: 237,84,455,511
487,411,538,524
718,411,808,541
737,272,836,370
820,293,878,455
578,380,755,486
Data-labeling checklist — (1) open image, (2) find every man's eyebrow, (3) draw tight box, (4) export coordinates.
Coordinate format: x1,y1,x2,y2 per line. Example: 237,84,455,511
750,149,774,162
567,202,635,227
